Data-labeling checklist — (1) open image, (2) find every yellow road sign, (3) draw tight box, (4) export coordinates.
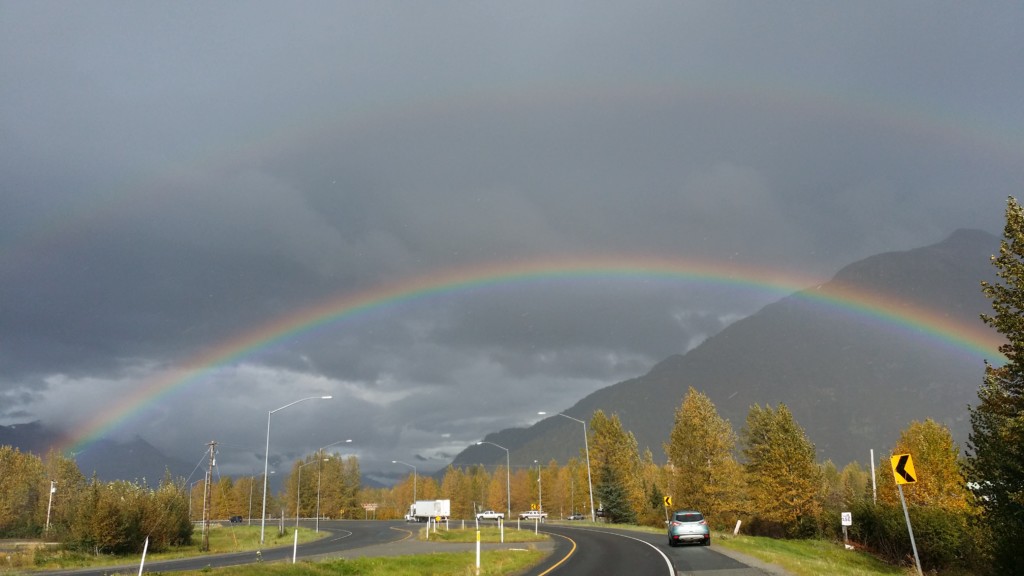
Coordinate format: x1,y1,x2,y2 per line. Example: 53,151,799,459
663,496,673,507
890,453,917,484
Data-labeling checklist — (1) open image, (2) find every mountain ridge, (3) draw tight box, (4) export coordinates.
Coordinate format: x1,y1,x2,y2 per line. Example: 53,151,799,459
454,228,1001,471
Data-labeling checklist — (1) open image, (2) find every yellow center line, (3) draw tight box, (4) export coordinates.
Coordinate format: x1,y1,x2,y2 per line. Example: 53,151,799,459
536,531,577,576
388,526,415,541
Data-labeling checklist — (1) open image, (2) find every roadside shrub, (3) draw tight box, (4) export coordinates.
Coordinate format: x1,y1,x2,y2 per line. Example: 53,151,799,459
744,517,787,539
848,501,989,573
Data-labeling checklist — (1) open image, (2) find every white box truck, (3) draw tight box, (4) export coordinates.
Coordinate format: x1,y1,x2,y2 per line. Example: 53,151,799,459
404,499,451,522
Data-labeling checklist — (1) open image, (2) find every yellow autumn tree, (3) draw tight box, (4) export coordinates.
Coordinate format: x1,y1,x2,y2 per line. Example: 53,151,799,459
663,387,744,528
878,418,974,511
741,403,822,536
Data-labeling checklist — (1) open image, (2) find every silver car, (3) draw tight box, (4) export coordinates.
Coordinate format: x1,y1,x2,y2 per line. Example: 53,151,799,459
667,510,710,546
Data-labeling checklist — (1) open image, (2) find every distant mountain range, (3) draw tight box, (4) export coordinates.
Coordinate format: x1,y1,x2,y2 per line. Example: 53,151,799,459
0,422,197,483
454,229,1002,471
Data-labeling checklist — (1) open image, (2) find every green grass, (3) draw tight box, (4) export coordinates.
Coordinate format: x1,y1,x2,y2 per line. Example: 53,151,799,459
20,524,325,571
711,532,909,576
100,549,547,576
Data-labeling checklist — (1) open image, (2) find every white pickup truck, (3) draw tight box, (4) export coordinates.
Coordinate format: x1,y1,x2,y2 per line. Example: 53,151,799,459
518,510,548,521
476,510,504,521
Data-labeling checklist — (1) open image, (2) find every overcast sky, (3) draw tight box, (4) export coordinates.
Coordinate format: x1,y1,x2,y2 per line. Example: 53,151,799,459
2,1,1023,482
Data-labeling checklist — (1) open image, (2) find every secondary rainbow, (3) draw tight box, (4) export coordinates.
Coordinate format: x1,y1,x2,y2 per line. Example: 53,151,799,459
61,255,1005,455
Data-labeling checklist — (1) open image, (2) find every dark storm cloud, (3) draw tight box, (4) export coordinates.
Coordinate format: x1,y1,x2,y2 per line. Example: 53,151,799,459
1,1,1022,477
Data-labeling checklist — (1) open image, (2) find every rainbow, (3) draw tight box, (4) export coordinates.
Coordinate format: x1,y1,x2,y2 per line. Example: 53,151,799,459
61,255,1005,455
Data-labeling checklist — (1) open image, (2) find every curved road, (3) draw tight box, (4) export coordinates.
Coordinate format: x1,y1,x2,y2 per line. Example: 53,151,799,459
36,520,779,575
36,520,411,576
531,524,777,576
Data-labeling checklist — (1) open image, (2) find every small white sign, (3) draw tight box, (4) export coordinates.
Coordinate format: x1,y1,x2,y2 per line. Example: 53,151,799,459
841,512,852,526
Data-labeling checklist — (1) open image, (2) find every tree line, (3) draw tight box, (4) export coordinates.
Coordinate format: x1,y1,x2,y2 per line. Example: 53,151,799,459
0,448,361,555
0,448,190,554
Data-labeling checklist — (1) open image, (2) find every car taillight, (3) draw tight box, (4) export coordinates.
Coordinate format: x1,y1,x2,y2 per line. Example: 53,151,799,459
699,519,707,525
670,521,681,527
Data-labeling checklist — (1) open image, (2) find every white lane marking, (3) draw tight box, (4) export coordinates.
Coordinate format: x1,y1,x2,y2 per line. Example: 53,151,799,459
552,526,675,576
329,529,354,542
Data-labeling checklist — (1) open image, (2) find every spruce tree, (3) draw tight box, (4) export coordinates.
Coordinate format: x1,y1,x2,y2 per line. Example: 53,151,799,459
594,460,637,524
969,196,1024,571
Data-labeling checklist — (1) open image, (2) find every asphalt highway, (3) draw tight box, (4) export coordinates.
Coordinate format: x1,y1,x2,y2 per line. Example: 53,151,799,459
531,523,783,576
34,520,786,576
35,520,411,575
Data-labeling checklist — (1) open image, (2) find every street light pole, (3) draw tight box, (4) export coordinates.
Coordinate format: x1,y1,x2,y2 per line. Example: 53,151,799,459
392,460,417,503
248,474,256,526
296,459,329,530
316,439,352,533
261,395,332,545
477,441,511,519
540,412,596,522
534,460,542,512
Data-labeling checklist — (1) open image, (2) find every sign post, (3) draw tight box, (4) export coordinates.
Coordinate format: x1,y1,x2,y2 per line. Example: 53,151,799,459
840,512,852,547
663,496,672,523
890,453,923,576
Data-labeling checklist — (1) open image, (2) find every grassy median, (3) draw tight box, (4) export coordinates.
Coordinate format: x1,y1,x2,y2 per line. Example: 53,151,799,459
114,549,547,576
18,524,324,571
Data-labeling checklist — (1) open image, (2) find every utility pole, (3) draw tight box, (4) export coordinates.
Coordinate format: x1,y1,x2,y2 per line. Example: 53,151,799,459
202,441,217,552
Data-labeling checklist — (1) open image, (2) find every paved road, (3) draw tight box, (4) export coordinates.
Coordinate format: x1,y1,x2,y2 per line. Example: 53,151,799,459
34,520,412,575
531,524,790,576
33,520,790,576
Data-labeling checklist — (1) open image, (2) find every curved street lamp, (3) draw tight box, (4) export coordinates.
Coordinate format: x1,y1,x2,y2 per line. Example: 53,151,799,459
539,411,595,522
260,395,332,545
392,460,417,503
316,439,352,532
477,441,511,519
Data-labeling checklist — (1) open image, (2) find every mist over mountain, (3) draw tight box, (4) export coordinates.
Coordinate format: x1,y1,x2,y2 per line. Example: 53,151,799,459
0,421,63,456
454,229,1001,471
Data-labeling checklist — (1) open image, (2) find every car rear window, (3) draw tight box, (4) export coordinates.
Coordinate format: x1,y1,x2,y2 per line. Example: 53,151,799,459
674,513,704,522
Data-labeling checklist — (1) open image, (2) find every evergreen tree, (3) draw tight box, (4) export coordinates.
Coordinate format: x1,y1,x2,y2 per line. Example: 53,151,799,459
741,403,822,537
969,195,1024,571
589,410,644,520
594,460,637,524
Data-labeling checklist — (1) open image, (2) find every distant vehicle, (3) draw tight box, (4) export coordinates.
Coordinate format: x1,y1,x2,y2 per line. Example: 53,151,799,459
476,510,504,521
229,515,243,523
566,513,585,520
518,510,547,521
404,499,451,522
667,510,710,546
